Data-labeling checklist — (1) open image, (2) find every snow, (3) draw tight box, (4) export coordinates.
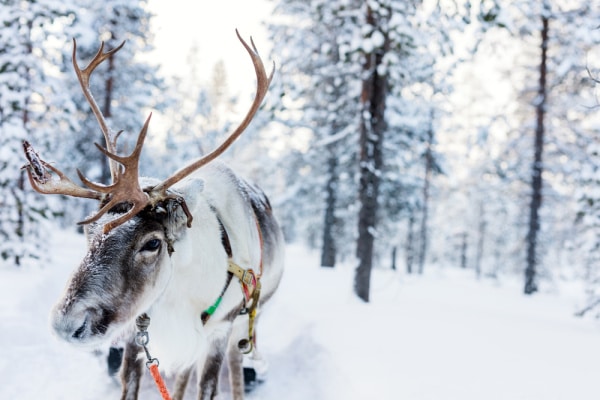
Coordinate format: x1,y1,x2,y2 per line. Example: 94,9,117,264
1,230,599,399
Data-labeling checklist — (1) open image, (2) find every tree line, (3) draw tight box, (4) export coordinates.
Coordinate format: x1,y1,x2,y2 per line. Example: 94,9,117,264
265,0,600,309
1,0,599,315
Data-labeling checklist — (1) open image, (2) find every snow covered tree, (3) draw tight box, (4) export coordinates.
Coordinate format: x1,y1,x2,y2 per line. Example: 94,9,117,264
0,0,169,249
523,5,549,294
428,0,599,291
267,0,361,264
576,140,600,317
0,0,78,266
354,1,392,301
572,29,600,316
354,0,456,299
61,0,167,212
499,0,600,293
268,0,466,290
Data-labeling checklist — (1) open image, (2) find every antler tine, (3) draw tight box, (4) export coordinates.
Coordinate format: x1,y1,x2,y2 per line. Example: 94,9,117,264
152,30,275,196
72,39,125,182
25,34,272,234
69,40,152,233
25,41,152,234
22,141,102,200
75,114,153,232
78,193,147,232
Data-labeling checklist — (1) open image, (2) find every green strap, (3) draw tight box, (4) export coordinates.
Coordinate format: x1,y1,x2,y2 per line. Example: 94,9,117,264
201,271,235,324
204,296,222,316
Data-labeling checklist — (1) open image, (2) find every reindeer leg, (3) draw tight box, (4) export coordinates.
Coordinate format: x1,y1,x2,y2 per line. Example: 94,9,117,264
228,339,245,400
198,335,228,400
120,339,143,400
173,367,193,400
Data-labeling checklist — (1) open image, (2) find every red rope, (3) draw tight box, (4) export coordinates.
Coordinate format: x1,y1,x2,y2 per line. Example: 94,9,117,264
148,363,172,400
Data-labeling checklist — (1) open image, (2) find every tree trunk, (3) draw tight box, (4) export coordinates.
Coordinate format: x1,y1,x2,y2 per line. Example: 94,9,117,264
320,34,343,269
406,212,415,274
525,15,548,295
460,232,468,269
15,20,34,266
417,117,434,274
475,203,485,279
14,172,25,267
99,28,118,184
321,154,338,268
355,6,388,302
100,51,115,183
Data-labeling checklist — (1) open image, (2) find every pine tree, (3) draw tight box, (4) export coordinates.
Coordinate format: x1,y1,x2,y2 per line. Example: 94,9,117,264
576,140,600,317
354,2,390,301
524,5,549,294
354,0,447,299
429,0,599,287
267,0,360,262
502,0,600,293
62,0,167,198
0,0,78,266
267,0,458,287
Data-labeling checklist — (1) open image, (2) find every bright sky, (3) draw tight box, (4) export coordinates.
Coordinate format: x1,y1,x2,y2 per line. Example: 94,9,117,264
146,0,273,91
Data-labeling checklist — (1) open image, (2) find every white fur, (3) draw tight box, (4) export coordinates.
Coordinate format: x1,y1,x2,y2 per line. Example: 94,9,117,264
50,161,284,399
139,163,283,374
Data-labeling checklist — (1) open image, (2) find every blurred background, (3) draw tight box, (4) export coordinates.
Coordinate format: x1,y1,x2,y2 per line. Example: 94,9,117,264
2,0,599,305
1,1,599,398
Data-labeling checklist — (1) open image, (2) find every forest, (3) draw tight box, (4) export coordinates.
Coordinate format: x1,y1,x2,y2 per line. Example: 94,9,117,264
1,1,600,399
1,0,600,312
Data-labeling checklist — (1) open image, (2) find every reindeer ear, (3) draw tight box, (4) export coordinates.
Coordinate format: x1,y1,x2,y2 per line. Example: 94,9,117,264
176,178,204,206
160,194,192,252
162,177,204,230
159,178,205,255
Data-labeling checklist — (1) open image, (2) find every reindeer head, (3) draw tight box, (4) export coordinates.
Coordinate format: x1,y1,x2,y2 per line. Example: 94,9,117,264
51,196,184,345
23,32,273,345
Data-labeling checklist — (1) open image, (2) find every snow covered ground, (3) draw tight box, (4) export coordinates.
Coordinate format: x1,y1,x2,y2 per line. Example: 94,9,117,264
1,230,599,399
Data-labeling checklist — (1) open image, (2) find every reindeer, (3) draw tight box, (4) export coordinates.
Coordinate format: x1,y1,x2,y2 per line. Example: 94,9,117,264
22,31,284,400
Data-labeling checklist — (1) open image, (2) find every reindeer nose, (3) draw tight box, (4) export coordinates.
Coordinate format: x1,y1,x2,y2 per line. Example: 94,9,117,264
51,306,87,342
51,303,114,344
71,316,89,340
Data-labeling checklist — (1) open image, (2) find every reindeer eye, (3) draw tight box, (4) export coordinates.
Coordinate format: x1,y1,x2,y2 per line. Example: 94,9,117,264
141,238,161,252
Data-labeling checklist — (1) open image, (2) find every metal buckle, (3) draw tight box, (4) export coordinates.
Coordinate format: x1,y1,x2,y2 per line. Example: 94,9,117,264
241,269,255,287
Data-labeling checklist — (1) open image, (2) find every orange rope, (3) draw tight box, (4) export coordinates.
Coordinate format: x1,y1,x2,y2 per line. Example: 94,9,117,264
148,363,172,400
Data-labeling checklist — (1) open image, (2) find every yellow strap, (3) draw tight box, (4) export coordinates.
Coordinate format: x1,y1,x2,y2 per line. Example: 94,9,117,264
227,260,246,281
228,260,258,300
227,259,262,354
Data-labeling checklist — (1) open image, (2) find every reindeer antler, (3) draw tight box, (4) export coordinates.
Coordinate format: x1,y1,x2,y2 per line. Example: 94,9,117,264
151,29,275,196
76,114,152,232
23,40,151,233
72,39,125,182
22,141,101,200
22,31,274,234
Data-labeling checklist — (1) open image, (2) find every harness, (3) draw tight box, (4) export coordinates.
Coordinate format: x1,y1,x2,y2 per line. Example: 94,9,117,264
135,211,264,400
201,215,263,354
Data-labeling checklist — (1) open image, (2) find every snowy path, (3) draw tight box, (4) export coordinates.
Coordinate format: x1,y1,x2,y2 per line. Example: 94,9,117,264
1,230,599,399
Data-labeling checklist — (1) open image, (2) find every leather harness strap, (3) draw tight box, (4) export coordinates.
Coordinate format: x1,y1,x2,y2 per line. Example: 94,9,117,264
227,260,258,302
200,213,261,327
